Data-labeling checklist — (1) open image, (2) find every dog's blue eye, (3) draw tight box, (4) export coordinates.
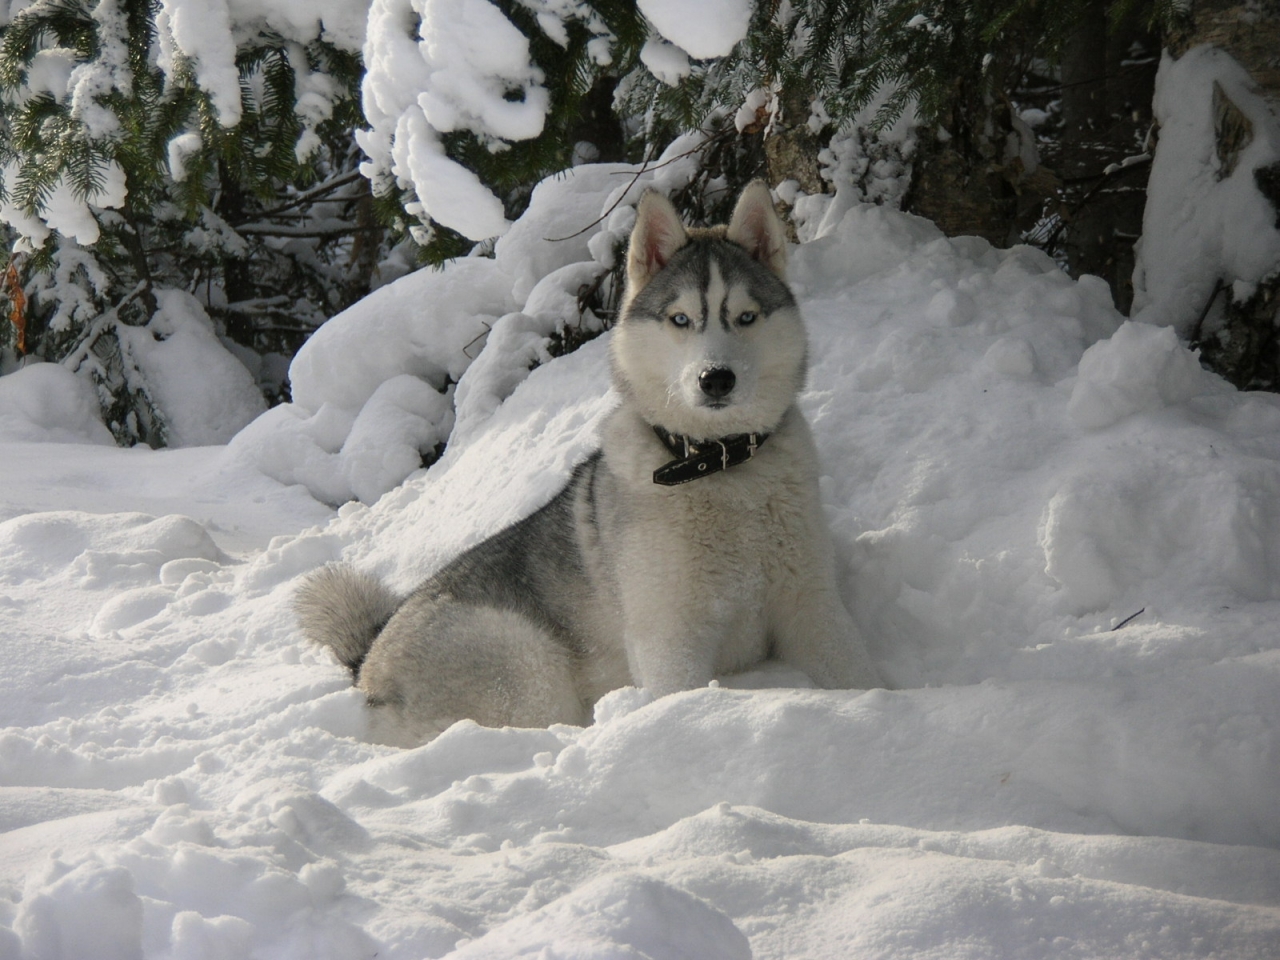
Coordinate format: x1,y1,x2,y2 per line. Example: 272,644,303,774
738,311,757,326
670,313,691,328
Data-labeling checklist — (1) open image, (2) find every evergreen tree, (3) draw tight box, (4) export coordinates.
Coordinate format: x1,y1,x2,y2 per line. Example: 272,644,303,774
0,0,371,444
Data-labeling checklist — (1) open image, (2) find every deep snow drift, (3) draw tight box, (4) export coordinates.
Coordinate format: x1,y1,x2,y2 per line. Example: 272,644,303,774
2,185,1279,958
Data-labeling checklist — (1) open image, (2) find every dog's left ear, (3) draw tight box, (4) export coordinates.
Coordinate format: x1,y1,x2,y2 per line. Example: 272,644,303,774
726,180,787,278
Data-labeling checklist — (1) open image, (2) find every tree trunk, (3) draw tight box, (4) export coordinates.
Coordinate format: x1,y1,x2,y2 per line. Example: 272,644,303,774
1060,1,1112,280
1057,1,1157,313
1167,0,1280,92
214,162,258,348
345,180,383,306
906,88,1022,248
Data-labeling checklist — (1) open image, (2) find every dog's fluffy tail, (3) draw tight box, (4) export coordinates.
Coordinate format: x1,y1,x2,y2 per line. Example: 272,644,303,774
294,564,401,678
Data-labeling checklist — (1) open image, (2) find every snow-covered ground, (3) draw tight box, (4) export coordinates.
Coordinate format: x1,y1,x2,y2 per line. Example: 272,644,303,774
2,185,1280,958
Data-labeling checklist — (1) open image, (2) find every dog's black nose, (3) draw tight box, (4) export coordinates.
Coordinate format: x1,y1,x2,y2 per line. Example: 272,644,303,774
699,367,736,399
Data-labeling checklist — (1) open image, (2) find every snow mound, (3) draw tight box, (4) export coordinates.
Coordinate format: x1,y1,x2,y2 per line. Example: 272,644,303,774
1067,321,1212,430
0,511,221,583
13,861,143,960
0,363,114,445
0,292,264,451
115,289,267,447
446,873,750,959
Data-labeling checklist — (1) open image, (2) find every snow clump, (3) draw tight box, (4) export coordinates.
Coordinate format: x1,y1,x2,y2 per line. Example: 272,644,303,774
0,363,114,445
360,0,559,240
1067,320,1213,430
637,0,752,60
113,289,267,447
1131,44,1280,335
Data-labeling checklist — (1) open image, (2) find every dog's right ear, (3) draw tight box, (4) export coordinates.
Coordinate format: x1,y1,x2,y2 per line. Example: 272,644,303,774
627,190,687,296
726,179,788,278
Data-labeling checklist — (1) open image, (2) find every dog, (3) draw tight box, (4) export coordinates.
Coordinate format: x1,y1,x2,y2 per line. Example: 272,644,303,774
295,180,881,746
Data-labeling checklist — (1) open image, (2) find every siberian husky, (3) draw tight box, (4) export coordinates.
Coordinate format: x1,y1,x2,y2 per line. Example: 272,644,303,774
295,181,881,746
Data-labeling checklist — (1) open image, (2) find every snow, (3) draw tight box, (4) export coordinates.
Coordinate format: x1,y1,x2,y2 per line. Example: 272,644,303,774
637,0,752,60
416,0,548,141
166,133,203,183
156,0,242,127
2,166,1280,957
0,364,114,446
0,444,332,556
1,290,262,452
112,290,268,448
1066,320,1213,431
224,0,369,53
1131,45,1280,336
447,873,751,959
17,163,128,247
0,285,264,455
639,37,691,87
23,48,78,101
355,0,731,242
360,0,556,240
152,0,371,129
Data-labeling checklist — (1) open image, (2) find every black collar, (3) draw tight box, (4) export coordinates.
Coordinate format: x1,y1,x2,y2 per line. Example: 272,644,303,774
651,425,768,485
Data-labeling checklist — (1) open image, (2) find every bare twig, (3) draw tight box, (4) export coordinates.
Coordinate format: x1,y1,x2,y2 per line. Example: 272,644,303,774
542,129,731,243
1016,60,1159,97
1040,154,1154,253
1111,608,1145,631
462,320,492,359
232,171,365,225
234,224,384,238
576,270,610,319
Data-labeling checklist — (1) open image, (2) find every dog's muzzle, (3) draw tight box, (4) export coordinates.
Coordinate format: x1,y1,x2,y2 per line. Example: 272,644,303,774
699,367,736,400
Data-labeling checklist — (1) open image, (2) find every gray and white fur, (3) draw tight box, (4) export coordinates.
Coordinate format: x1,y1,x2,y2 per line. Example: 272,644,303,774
295,181,881,746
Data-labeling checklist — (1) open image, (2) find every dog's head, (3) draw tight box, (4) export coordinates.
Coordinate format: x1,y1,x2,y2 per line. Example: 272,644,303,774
611,181,807,440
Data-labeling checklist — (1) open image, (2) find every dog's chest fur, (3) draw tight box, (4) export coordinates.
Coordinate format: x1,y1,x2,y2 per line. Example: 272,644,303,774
570,403,826,694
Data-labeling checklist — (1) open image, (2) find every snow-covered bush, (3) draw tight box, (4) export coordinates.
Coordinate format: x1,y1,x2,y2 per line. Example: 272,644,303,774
232,138,706,504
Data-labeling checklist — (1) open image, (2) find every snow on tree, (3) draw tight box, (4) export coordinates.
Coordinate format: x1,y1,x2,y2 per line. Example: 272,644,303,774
357,0,649,249
1134,3,1280,391
0,0,371,445
1133,46,1280,336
